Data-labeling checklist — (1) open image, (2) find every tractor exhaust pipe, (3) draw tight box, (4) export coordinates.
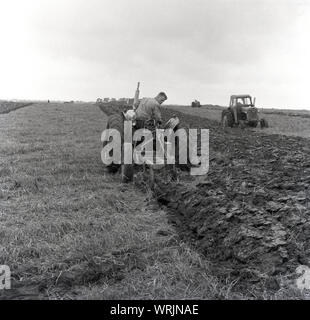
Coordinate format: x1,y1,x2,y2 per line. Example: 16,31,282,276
133,82,140,111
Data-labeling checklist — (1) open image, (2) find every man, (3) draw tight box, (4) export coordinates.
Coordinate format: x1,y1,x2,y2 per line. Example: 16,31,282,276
135,92,168,128
232,101,244,125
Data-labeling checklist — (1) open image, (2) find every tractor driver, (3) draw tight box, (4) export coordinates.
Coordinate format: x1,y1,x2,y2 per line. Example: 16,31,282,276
232,101,244,125
135,92,168,129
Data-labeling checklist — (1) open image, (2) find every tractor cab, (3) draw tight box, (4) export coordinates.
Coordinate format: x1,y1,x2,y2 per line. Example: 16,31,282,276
230,95,256,108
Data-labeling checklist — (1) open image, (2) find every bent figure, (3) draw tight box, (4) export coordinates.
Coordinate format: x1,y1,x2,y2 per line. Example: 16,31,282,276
135,92,168,130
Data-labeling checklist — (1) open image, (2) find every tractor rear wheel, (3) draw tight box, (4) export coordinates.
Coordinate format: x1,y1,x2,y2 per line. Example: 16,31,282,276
103,112,124,173
103,112,134,181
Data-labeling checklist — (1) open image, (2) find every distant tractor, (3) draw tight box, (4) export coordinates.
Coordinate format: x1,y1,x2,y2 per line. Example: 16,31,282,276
221,95,268,129
191,100,201,108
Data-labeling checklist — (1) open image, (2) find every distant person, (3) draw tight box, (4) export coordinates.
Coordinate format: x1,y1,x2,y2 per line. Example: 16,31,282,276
135,92,168,128
48,100,50,103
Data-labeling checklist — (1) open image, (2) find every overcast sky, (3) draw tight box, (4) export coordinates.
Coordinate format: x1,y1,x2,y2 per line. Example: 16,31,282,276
0,0,309,109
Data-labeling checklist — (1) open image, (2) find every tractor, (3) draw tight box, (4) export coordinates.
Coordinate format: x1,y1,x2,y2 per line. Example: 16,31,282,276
102,82,191,183
102,110,182,184
221,95,268,129
191,100,201,108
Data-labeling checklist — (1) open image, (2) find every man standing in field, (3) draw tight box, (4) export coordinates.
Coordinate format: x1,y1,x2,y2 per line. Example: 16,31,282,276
135,92,168,129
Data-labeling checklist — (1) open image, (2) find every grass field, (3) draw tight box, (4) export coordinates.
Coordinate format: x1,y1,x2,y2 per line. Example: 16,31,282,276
1,101,309,300
0,102,232,300
166,104,310,138
0,101,33,115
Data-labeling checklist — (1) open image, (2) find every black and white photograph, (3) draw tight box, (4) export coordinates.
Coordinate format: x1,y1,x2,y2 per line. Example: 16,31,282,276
1,0,310,305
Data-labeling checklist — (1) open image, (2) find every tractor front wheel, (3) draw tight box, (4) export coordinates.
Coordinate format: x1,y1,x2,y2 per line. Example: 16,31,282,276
222,110,234,129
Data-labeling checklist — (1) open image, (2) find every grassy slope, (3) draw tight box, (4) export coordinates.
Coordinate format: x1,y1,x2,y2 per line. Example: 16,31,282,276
166,105,310,138
0,103,229,300
0,101,33,114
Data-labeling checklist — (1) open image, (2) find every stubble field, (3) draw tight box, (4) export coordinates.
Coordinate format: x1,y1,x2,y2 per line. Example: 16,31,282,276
0,102,224,300
1,101,310,300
